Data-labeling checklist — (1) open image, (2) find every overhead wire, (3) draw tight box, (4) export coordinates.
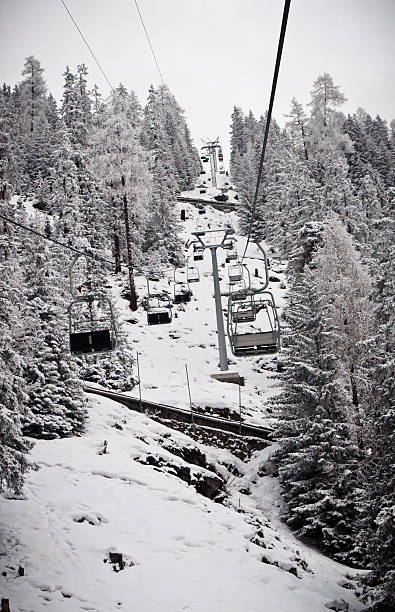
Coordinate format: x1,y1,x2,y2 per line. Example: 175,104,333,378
0,211,124,270
59,0,114,92
134,0,166,87
241,0,291,262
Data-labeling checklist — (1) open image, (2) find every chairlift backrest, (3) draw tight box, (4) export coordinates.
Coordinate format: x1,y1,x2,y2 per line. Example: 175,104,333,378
187,267,200,282
228,264,243,283
68,296,117,355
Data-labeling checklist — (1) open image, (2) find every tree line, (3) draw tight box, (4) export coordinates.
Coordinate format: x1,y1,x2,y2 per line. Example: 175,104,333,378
230,73,394,611
0,57,200,486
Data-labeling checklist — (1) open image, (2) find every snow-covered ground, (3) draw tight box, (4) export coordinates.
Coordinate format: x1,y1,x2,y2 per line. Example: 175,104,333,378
0,184,364,611
1,393,363,611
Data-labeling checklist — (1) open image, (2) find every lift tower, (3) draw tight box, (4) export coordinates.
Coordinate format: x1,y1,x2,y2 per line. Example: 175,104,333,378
201,138,220,188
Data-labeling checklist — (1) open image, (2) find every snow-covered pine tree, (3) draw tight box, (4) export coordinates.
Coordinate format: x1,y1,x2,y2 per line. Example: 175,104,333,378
20,221,87,439
61,65,92,149
272,266,364,564
0,200,33,493
358,186,394,611
229,106,247,178
312,216,375,436
141,85,183,267
18,56,53,187
92,85,151,272
285,98,309,161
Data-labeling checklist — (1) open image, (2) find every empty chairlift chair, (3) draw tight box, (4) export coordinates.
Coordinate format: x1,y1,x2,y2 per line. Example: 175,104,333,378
193,243,205,261
230,296,257,323
147,297,172,325
227,291,280,356
228,263,243,284
226,247,238,262
69,296,117,355
187,266,200,283
174,282,192,304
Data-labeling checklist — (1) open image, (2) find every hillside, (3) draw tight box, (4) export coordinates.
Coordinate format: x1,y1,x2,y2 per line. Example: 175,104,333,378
0,193,364,612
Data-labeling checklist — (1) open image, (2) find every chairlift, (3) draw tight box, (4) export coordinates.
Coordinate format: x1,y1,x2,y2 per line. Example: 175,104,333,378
226,247,238,262
174,282,192,304
187,266,200,283
230,295,257,323
229,279,248,298
147,297,172,325
227,292,280,356
68,255,117,355
228,263,243,283
193,243,204,261
69,296,117,355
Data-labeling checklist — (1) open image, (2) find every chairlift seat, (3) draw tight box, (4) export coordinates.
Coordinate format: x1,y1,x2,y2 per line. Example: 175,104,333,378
187,268,200,282
228,266,243,283
232,308,256,323
233,331,278,355
147,310,172,325
70,329,114,354
174,283,192,304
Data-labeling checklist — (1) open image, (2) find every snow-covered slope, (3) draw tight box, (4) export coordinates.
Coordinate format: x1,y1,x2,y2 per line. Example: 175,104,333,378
1,393,363,611
0,192,364,611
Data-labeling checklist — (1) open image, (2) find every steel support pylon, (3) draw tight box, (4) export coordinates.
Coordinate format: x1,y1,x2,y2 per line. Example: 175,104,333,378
210,247,228,371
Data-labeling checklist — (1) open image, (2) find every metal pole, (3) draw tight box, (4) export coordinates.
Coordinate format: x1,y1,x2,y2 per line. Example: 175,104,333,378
136,351,142,412
210,247,228,371
185,363,193,423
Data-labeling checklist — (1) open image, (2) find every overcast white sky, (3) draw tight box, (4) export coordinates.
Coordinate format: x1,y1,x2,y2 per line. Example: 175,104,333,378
1,0,394,161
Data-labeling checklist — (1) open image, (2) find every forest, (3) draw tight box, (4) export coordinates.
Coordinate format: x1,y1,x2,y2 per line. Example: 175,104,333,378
0,56,394,611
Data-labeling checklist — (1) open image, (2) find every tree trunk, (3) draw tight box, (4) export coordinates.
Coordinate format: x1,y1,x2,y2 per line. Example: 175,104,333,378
123,193,137,311
113,233,121,274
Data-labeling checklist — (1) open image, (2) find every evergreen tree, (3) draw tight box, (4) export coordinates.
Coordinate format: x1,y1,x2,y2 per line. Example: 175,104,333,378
0,201,33,493
272,267,364,564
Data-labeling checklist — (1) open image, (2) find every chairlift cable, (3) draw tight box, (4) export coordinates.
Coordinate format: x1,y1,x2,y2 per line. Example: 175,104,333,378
59,0,114,92
134,0,166,87
0,211,126,270
241,0,291,262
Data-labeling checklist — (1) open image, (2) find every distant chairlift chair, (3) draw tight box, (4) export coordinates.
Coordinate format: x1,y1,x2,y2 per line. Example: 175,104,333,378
147,297,173,325
228,263,244,284
193,243,205,261
187,266,200,283
174,282,192,304
226,247,238,262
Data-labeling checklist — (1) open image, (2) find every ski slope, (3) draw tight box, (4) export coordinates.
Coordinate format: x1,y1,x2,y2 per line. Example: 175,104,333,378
112,199,286,429
0,186,365,611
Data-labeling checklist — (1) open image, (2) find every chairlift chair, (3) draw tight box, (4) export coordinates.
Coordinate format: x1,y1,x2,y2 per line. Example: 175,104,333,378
187,266,200,283
230,296,257,323
228,263,243,283
193,243,204,261
147,297,172,325
227,292,280,356
69,296,117,355
229,279,247,298
226,247,238,262
68,254,117,355
174,282,192,304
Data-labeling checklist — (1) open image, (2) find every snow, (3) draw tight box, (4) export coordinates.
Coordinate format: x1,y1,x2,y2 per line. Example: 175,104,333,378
1,393,364,611
0,186,364,610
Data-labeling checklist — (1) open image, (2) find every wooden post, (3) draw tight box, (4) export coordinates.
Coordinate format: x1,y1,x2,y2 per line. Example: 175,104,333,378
122,192,137,311
181,209,186,221
185,364,193,423
1,599,10,612
136,351,142,412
